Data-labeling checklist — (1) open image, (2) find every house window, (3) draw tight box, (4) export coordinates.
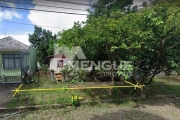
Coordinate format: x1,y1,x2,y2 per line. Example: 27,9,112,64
57,60,63,67
3,54,21,69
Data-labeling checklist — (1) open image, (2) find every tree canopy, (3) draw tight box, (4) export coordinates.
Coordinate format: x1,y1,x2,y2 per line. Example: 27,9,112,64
29,26,57,65
57,0,180,84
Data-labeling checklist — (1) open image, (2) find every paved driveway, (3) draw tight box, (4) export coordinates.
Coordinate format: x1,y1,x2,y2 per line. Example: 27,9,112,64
0,84,19,108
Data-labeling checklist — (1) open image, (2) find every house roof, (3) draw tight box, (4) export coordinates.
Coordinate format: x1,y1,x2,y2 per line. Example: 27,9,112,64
0,36,29,52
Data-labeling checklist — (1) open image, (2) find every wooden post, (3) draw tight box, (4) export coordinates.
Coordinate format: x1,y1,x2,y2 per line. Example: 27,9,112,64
50,70,55,82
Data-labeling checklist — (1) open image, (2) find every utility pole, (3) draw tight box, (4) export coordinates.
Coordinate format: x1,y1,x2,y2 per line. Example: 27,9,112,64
5,31,6,37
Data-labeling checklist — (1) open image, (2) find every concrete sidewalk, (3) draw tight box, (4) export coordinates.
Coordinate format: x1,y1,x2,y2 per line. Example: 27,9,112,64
0,84,19,108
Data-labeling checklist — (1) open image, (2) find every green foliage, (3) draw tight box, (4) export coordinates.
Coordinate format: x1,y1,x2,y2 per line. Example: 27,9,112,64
57,97,70,104
71,69,86,84
29,26,57,65
117,61,134,79
41,64,48,74
57,0,180,84
60,64,86,84
111,88,121,99
60,64,72,73
62,85,68,92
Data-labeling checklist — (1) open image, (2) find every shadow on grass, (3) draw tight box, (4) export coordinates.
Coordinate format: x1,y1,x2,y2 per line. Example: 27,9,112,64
82,77,180,108
91,109,166,120
140,82,180,108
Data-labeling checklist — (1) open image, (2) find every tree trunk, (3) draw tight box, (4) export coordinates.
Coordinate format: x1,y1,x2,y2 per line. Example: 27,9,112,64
111,64,114,85
136,87,146,98
145,75,155,85
109,88,113,95
109,64,115,95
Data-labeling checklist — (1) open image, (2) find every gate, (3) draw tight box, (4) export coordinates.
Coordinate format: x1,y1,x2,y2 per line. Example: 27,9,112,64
0,53,30,83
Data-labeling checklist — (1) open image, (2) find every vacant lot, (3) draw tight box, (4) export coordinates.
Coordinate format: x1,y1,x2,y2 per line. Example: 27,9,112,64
0,75,180,120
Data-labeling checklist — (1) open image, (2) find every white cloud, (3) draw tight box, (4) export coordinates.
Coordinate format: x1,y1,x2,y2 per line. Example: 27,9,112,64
0,0,21,20
0,0,22,26
28,0,89,34
1,10,22,20
0,10,22,29
0,33,31,45
0,10,22,21
27,0,148,34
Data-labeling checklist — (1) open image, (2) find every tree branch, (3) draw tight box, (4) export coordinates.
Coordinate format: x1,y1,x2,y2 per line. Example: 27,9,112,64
147,67,164,77
168,41,180,49
145,68,164,85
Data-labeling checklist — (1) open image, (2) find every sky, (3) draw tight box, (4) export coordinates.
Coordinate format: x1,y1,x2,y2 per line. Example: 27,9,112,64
0,0,147,45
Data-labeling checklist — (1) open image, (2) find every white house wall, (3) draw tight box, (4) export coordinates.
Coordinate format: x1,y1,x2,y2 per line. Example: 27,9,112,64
49,58,71,73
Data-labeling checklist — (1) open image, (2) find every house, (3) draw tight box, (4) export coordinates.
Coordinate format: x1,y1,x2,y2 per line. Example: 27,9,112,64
0,36,37,83
49,53,72,82
49,52,93,82
49,53,71,74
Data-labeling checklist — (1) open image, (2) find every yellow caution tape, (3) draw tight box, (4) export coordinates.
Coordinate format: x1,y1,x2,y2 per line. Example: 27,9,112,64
12,80,145,97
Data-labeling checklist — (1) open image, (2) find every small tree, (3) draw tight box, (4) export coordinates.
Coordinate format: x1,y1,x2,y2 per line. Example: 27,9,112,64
29,26,57,66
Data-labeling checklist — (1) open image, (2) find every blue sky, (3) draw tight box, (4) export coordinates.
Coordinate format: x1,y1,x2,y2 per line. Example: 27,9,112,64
0,0,35,44
0,0,90,45
0,0,145,45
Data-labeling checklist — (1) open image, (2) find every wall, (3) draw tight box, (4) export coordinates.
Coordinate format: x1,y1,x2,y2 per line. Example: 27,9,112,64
29,47,37,72
49,57,71,73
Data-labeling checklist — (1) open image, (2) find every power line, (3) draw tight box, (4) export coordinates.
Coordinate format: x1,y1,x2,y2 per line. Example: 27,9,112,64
0,20,69,29
45,0,93,7
44,0,117,10
0,0,87,11
0,5,88,15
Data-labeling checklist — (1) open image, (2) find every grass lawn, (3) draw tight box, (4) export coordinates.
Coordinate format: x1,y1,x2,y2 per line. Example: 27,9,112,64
7,73,180,109
2,75,180,120
7,73,132,108
145,77,180,97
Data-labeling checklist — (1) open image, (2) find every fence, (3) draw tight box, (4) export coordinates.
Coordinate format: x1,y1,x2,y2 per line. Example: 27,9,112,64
0,53,30,83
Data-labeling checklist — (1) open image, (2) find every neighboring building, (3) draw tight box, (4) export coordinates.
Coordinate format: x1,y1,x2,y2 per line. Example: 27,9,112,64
0,36,37,83
49,52,93,74
49,53,71,74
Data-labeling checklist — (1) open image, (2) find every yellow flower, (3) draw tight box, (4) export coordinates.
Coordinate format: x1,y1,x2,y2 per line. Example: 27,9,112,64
78,97,83,100
74,96,77,100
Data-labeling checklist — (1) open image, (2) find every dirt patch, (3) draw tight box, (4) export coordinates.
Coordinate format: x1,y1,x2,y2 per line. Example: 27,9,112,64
0,84,19,108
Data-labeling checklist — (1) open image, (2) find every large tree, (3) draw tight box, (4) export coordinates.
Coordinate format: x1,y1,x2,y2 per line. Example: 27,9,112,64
58,0,134,85
58,0,180,85
29,26,57,65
